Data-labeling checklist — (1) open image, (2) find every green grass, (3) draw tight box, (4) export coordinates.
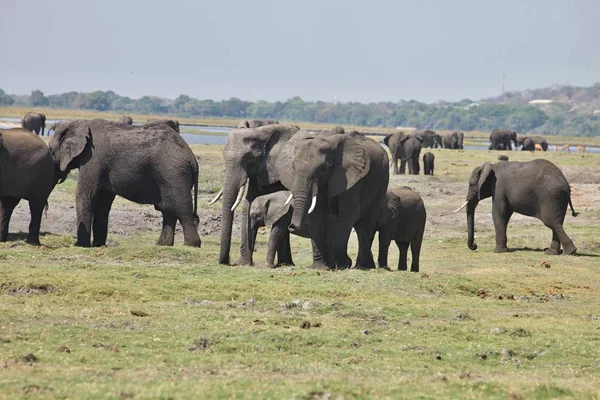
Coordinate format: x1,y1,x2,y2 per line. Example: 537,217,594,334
0,145,599,399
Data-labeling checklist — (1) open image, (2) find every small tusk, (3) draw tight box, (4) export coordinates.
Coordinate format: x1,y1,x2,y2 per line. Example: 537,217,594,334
307,195,317,214
454,200,469,213
231,179,248,211
284,193,293,206
209,188,223,205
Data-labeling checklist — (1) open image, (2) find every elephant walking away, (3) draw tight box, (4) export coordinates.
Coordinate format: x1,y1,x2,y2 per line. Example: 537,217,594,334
146,119,180,133
377,187,426,272
489,129,517,150
119,116,133,125
0,129,58,244
49,119,201,247
423,152,434,175
210,124,300,266
277,130,389,269
383,131,422,175
456,159,578,255
249,190,310,268
21,112,46,136
237,119,280,128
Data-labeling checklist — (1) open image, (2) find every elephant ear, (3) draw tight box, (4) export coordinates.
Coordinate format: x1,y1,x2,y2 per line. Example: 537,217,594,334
477,162,494,199
383,134,393,147
328,136,370,198
237,120,250,128
264,194,292,227
50,120,91,172
259,125,302,186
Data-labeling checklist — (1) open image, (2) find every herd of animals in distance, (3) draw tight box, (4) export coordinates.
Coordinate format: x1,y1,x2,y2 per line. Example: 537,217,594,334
0,112,587,272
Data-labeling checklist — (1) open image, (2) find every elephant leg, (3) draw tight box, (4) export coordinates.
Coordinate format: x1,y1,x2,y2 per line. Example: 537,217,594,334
399,159,407,175
542,213,576,255
236,197,254,266
377,230,391,269
355,222,376,270
276,231,294,267
333,219,353,269
75,183,99,247
265,224,283,268
157,212,177,246
396,241,409,271
308,211,330,269
92,190,116,247
179,214,201,247
26,199,47,246
492,202,512,253
0,197,20,242
410,237,422,273
392,155,399,175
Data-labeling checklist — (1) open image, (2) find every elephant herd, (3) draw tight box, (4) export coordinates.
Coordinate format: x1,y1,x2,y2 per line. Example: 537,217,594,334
1,116,580,272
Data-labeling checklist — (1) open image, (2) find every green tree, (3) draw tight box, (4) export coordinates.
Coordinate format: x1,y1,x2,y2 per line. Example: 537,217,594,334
31,90,48,106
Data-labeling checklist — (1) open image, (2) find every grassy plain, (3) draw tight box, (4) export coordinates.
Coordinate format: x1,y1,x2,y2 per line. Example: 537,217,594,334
0,128,599,398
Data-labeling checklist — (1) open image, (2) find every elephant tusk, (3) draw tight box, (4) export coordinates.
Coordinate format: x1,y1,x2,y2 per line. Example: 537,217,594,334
307,195,318,214
454,201,469,213
230,179,248,211
284,193,293,206
209,188,223,205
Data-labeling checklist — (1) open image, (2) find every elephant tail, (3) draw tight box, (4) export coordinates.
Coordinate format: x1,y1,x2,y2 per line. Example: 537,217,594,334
399,147,414,162
568,195,579,217
192,163,199,228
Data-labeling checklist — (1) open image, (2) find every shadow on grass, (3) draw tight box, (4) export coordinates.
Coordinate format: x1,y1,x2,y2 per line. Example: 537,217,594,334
510,246,600,257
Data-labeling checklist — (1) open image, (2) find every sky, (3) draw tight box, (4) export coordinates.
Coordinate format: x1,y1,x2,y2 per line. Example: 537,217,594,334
1,0,599,103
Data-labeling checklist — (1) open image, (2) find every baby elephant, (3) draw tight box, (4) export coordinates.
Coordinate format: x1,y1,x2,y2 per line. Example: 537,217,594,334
423,152,435,175
249,191,309,268
377,187,427,272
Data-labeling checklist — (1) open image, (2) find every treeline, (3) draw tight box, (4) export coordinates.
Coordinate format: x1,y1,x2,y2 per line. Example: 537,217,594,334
1,88,599,136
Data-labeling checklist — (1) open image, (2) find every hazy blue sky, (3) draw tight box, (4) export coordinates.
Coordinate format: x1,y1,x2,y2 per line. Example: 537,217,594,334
1,0,599,103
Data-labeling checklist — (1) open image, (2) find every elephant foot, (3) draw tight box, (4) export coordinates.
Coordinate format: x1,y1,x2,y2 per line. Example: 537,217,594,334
309,262,330,270
183,238,202,248
355,264,376,271
75,240,92,248
276,261,295,268
234,257,254,267
263,262,277,269
563,243,577,256
493,246,509,253
544,247,561,255
25,238,41,246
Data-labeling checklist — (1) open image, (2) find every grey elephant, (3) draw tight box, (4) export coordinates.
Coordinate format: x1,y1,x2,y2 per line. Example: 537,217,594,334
377,187,426,272
119,116,133,125
442,132,459,149
0,128,58,244
248,190,309,268
146,119,180,133
456,159,577,255
277,130,389,269
49,119,201,247
210,124,301,265
21,112,46,136
417,130,438,148
456,132,465,149
383,131,423,175
237,119,280,128
433,133,443,148
489,129,517,150
518,136,548,151
423,152,434,175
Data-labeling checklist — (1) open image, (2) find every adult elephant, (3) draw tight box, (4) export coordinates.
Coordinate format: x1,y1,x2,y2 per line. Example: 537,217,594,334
49,119,201,247
237,119,280,128
417,129,437,148
0,128,58,244
277,130,389,269
489,129,517,150
210,124,301,265
383,131,423,175
519,136,548,151
442,132,459,149
433,133,443,148
456,132,465,149
146,119,180,133
119,116,133,125
455,159,577,255
21,112,46,136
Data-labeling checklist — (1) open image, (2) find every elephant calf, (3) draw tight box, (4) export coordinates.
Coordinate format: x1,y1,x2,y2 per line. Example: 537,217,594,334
248,191,310,268
423,152,435,175
377,187,427,272
0,129,58,244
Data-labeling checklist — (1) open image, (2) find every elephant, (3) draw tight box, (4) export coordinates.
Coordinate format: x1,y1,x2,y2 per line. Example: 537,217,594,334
277,130,389,269
417,130,438,148
456,132,465,149
210,124,301,265
237,119,280,128
119,116,133,125
146,119,180,133
442,132,459,149
49,119,201,247
518,136,548,151
21,112,46,136
0,128,58,244
382,131,423,175
248,190,310,268
456,159,578,255
377,187,426,272
489,129,517,150
433,133,443,148
423,152,435,175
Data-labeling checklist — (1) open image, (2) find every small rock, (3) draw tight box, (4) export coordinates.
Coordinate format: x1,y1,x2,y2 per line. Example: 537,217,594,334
300,321,311,329
501,348,514,362
540,261,551,268
22,353,37,363
130,310,149,317
361,330,374,335
490,327,503,335
253,319,265,325
57,346,71,353
435,354,442,360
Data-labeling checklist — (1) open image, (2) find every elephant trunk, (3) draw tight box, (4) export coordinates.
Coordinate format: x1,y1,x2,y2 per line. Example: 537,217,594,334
467,202,478,250
289,191,311,234
219,167,247,265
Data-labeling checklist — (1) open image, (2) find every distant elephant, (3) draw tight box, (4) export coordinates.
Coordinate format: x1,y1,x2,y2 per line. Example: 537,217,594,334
237,119,280,128
0,129,58,244
119,116,133,125
518,136,548,151
146,119,180,133
442,132,459,149
21,112,46,136
417,129,438,148
377,187,426,272
209,124,301,266
456,132,464,149
248,190,309,268
277,130,389,269
423,152,434,175
383,131,423,175
456,159,577,255
49,119,201,247
433,133,443,148
489,129,517,150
